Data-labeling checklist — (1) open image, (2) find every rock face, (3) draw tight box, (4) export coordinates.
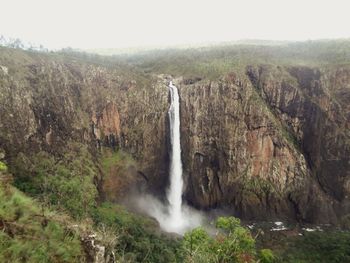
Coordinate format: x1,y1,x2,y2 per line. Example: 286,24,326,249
82,233,115,263
246,65,350,220
0,47,169,196
0,46,349,224
179,66,350,223
92,102,121,149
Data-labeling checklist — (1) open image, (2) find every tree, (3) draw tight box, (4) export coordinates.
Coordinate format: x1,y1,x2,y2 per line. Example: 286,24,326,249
182,216,259,263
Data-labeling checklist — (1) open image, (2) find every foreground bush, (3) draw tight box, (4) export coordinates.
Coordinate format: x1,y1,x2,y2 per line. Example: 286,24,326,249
182,216,258,263
92,202,183,262
259,249,275,263
278,231,350,263
0,184,83,263
11,143,98,219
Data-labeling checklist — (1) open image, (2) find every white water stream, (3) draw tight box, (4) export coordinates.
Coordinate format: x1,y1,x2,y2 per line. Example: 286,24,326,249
166,81,185,230
136,81,202,234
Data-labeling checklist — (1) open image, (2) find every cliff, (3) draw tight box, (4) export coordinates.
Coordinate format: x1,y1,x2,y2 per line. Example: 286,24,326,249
0,45,349,225
179,65,350,223
0,47,169,197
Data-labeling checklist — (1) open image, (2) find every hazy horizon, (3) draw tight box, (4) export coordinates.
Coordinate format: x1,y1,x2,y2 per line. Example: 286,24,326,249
1,0,350,50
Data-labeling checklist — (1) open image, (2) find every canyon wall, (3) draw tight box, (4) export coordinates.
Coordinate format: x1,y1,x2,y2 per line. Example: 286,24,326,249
178,66,350,223
1,47,349,224
0,47,169,196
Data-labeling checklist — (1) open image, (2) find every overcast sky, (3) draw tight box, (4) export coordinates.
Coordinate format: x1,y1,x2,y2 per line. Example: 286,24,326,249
0,0,349,49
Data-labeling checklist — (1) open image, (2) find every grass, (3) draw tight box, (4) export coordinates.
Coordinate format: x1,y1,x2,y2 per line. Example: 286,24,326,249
0,184,83,263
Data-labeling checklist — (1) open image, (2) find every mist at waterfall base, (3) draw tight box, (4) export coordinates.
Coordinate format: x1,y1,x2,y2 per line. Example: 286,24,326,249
136,194,204,234
133,82,203,235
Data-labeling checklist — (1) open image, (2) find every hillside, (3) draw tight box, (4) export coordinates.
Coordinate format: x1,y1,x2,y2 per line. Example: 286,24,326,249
0,40,350,262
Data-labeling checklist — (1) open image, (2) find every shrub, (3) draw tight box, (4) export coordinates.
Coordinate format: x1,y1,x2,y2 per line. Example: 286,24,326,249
92,202,182,263
182,227,216,263
0,185,83,263
0,160,7,172
279,231,350,263
11,144,98,219
182,216,257,263
259,249,275,263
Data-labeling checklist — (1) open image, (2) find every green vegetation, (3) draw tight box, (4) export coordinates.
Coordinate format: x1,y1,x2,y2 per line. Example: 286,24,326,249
255,227,350,263
1,169,276,263
3,133,346,263
2,39,350,90
0,184,83,263
1,39,350,262
182,217,262,263
102,150,123,172
92,202,182,262
5,39,349,82
101,149,135,175
259,249,276,263
0,160,7,172
114,40,350,79
100,148,138,201
11,143,98,220
244,177,275,194
3,144,181,262
275,231,350,263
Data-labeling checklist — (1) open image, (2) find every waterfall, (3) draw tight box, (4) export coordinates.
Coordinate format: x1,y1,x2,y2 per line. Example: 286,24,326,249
167,81,184,228
135,80,202,235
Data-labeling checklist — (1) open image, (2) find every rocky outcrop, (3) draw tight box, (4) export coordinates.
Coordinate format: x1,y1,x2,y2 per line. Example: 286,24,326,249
1,46,349,225
176,65,350,223
177,74,331,222
246,65,350,219
92,102,121,150
82,233,115,263
0,47,169,196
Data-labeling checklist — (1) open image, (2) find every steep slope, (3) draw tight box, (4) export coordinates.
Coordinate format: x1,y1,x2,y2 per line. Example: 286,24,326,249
177,72,334,223
0,47,169,197
0,44,350,226
0,163,84,262
247,65,350,219
175,63,350,223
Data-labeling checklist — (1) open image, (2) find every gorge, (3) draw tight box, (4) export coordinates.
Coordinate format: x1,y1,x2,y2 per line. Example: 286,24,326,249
1,43,350,225
0,41,350,261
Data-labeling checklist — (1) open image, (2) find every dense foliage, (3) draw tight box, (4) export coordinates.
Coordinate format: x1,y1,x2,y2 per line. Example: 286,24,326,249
182,217,273,263
0,184,83,262
92,202,183,262
275,231,350,263
115,40,350,79
11,143,98,220
1,156,273,263
0,160,7,172
3,140,349,263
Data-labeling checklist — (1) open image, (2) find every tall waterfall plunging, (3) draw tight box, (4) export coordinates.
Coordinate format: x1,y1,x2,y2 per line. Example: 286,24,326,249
167,81,184,228
135,80,202,235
